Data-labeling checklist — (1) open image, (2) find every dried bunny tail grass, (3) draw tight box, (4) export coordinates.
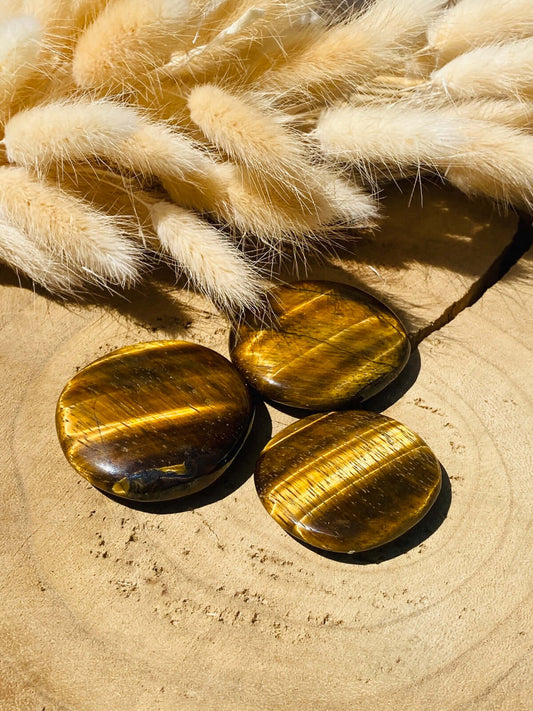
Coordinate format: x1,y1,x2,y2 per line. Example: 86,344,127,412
0,0,113,107
322,173,379,228
130,77,191,125
187,84,306,174
186,83,378,225
161,168,231,216
191,0,317,40
0,3,23,22
218,162,376,247
427,0,533,66
187,83,322,203
159,149,273,220
431,38,533,100
202,162,323,245
317,102,533,208
452,99,533,131
149,200,265,313
0,14,41,68
346,90,533,132
69,0,114,28
163,153,376,249
314,103,464,180
161,0,316,84
161,162,293,244
4,99,213,186
274,160,379,228
0,166,141,286
354,0,447,49
445,121,533,208
104,121,231,216
110,121,211,183
4,99,140,172
259,0,446,104
17,0,112,37
72,0,197,89
0,213,85,293
0,15,43,111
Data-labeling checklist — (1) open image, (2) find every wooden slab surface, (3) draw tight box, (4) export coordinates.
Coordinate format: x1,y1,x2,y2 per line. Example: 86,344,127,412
0,185,531,710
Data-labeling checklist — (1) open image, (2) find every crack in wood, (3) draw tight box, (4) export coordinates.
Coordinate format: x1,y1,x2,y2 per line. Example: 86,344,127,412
414,215,533,345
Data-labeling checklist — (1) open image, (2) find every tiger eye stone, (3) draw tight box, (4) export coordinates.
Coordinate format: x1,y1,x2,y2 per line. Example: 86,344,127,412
230,280,410,411
56,341,253,501
255,410,441,553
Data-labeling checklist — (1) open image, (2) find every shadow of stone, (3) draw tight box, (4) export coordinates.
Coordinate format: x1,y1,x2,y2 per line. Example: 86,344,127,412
294,464,452,564
103,396,272,514
363,346,421,412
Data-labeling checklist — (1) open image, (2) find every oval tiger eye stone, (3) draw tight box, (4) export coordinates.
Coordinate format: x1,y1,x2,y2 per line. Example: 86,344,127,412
255,410,441,553
56,341,253,501
230,280,410,411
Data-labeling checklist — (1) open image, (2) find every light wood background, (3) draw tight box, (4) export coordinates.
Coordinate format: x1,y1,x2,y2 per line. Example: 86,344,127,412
1,183,531,710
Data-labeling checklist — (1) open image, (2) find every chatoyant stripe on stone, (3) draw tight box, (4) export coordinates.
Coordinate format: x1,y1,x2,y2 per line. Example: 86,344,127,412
230,280,411,411
255,410,441,553
56,341,254,501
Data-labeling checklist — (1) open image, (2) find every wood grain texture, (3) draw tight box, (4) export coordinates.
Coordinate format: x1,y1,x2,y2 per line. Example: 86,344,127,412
0,184,531,710
312,182,520,338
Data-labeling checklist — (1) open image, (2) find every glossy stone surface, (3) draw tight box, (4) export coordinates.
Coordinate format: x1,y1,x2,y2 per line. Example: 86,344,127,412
255,410,441,553
56,341,253,501
230,280,410,411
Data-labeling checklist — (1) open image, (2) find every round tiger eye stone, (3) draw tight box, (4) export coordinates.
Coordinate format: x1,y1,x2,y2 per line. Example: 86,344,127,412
255,410,441,553
56,341,254,501
230,280,410,411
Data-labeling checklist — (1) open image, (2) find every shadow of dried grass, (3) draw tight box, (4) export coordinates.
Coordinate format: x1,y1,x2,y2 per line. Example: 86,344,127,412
0,180,529,340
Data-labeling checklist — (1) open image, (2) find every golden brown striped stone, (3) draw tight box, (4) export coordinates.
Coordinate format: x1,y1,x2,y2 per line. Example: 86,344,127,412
255,410,441,553
230,280,410,411
56,341,253,501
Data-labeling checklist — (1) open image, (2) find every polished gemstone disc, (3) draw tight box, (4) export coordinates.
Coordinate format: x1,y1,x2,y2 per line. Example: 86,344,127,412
230,280,410,411
56,341,253,501
255,410,441,553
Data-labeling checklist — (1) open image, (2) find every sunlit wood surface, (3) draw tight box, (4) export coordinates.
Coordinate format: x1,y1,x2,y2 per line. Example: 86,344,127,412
0,184,531,710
